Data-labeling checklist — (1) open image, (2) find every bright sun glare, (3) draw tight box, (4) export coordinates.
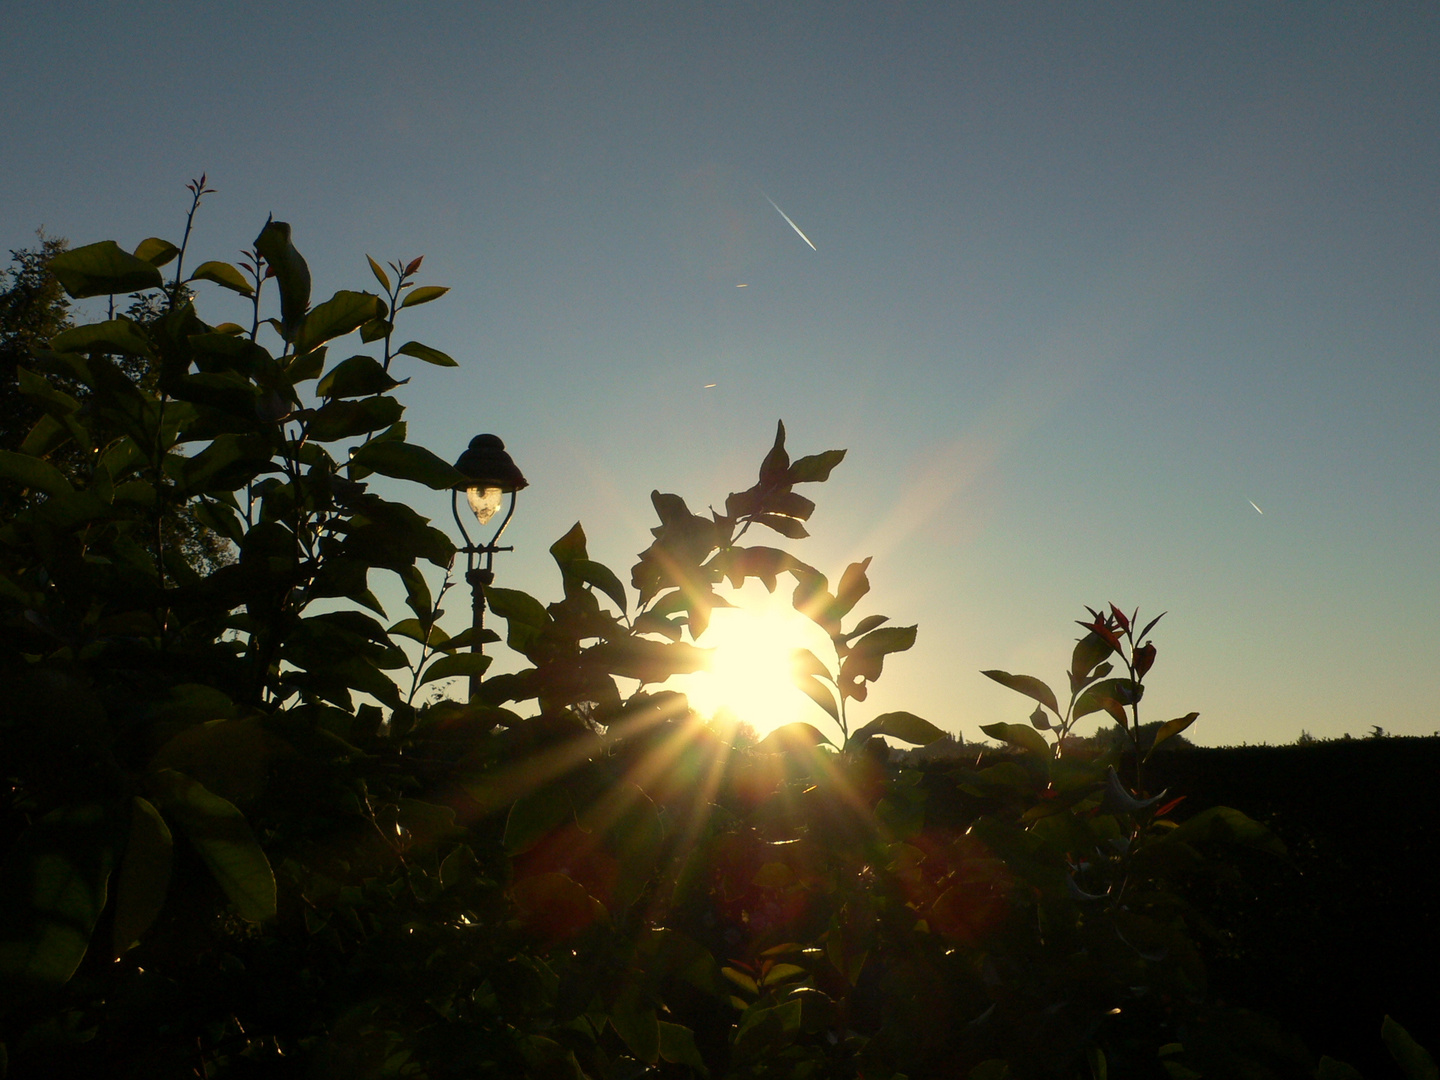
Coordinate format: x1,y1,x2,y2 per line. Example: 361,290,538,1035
670,586,837,739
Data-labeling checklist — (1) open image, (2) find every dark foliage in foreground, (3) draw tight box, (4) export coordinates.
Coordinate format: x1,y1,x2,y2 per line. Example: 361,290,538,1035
4,192,1423,1079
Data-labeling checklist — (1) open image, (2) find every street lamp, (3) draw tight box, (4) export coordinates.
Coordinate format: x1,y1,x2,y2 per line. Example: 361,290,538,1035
451,434,528,699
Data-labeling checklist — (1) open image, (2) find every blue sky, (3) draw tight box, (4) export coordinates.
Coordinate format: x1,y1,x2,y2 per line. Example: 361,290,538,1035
5,2,1438,743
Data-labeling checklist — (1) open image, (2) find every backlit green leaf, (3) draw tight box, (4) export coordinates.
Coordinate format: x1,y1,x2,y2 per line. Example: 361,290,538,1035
189,260,255,297
396,340,458,366
787,448,846,484
1382,1015,1438,1080
366,254,391,291
850,711,947,748
111,797,173,957
1073,678,1143,721
317,354,401,399
50,318,154,358
980,722,1051,758
253,219,311,336
610,995,660,1064
658,1021,710,1076
0,449,74,496
981,670,1060,718
504,789,571,855
1144,712,1200,762
149,770,276,922
0,803,123,994
294,290,385,354
758,722,833,753
350,440,463,490
419,651,493,686
399,285,449,308
49,240,164,298
133,237,179,267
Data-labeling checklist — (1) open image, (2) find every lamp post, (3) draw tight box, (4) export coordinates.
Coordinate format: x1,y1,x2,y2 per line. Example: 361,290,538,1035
451,434,528,700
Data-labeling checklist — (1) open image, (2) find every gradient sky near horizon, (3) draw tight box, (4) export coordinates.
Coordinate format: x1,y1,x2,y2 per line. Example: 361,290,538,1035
4,3,1438,745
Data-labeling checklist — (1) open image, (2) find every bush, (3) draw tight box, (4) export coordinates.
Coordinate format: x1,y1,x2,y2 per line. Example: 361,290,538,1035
1,190,1288,1079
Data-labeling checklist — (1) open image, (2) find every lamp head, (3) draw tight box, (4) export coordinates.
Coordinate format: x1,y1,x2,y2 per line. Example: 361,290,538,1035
453,434,528,526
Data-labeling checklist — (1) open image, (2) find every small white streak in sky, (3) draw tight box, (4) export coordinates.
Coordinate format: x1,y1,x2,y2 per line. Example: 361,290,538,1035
736,283,748,287
761,192,818,251
703,383,717,388
1248,499,1264,515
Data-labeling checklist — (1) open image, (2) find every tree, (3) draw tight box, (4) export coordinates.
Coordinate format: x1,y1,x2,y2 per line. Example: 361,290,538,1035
0,194,1289,1079
0,234,72,479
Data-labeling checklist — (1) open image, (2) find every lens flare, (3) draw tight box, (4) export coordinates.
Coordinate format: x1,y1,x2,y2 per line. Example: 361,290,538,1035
670,587,837,739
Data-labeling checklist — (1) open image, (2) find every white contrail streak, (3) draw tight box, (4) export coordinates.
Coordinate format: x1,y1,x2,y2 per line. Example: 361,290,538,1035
761,192,817,251
1248,499,1264,515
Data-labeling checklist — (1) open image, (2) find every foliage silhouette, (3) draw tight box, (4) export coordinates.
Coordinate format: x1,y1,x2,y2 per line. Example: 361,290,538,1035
0,188,1288,1079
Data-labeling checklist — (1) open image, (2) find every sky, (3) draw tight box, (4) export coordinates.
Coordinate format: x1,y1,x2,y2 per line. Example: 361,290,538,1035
4,2,1438,745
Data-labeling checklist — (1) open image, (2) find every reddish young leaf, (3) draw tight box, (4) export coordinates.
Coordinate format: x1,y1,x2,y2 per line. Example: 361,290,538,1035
1109,603,1131,633
1154,795,1187,818
1077,619,1122,650
1134,642,1157,678
404,255,424,276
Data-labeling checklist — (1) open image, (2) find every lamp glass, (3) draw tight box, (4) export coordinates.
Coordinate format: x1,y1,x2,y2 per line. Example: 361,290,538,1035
466,485,505,525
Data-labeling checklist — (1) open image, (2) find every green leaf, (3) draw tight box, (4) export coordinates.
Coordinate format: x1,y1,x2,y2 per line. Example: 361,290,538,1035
111,797,173,957
610,995,660,1065
503,789,571,855
658,1021,710,1076
348,440,462,490
796,672,840,722
396,340,459,367
759,420,789,483
294,290,385,354
1073,678,1144,721
316,354,401,399
1383,1016,1438,1080
1316,1058,1366,1080
834,558,871,617
419,652,493,686
1144,712,1200,762
399,564,434,622
980,722,1051,758
791,648,831,680
133,237,179,267
189,260,255,297
849,711,947,748
305,395,403,442
843,625,918,685
49,240,164,298
367,254,391,291
1071,631,1114,682
787,448,846,484
757,722,833,753
589,638,709,682
399,284,449,308
981,670,1060,718
970,1061,1010,1080
1151,805,1286,858
253,219,312,336
50,318,154,358
843,613,888,640
149,770,276,922
756,513,808,539
573,559,628,613
0,803,123,996
0,449,74,496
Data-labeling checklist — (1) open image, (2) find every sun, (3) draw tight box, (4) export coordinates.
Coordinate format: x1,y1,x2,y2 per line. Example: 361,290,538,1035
669,584,838,740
